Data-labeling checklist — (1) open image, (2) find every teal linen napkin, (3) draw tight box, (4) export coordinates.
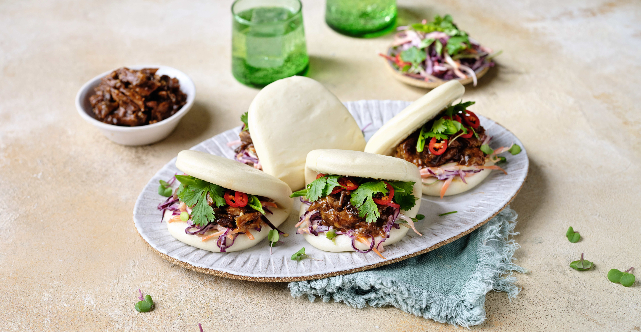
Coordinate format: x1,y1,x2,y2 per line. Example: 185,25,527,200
289,207,524,327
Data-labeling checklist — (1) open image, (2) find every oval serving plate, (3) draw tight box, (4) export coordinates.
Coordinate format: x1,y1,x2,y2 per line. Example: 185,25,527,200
133,100,528,282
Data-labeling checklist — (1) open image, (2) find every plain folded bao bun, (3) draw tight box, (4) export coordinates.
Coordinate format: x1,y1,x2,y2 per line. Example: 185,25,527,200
300,149,422,253
364,80,488,196
248,76,366,191
165,150,293,253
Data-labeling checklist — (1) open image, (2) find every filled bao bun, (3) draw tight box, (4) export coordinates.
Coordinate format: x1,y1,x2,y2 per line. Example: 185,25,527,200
165,150,292,252
300,149,422,253
364,81,492,196
248,76,366,191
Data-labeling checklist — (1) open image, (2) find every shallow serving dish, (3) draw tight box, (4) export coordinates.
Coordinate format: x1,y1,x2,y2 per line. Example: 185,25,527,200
75,65,196,146
133,100,528,281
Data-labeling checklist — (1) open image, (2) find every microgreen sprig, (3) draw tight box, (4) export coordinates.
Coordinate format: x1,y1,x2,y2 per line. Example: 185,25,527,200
608,267,635,287
438,211,457,217
135,289,155,313
566,227,581,243
158,179,173,197
569,253,593,271
268,229,279,255
291,247,308,261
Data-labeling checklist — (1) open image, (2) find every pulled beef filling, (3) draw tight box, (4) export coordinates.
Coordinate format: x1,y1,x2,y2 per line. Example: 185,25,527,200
89,67,187,126
207,195,272,232
308,191,396,238
395,121,487,168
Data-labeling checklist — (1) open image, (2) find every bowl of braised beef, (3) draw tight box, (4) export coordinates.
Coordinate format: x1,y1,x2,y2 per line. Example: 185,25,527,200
76,65,196,146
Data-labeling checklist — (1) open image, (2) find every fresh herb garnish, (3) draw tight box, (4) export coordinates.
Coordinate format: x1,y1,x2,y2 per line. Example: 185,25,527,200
326,229,337,243
293,175,416,224
248,195,265,214
569,253,593,271
480,144,494,155
175,175,226,226
608,268,635,287
409,214,425,223
158,180,173,197
415,101,474,152
135,290,154,313
509,144,522,155
495,156,507,164
566,227,581,243
268,229,279,254
180,211,189,221
291,247,308,261
240,112,249,131
400,47,427,68
438,211,457,216
350,181,389,223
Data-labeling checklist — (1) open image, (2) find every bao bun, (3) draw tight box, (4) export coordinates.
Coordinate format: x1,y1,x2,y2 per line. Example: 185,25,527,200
166,150,292,253
364,81,489,196
248,76,366,191
300,149,422,253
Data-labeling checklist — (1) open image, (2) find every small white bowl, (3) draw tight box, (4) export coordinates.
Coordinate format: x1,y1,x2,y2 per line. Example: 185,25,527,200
75,65,196,146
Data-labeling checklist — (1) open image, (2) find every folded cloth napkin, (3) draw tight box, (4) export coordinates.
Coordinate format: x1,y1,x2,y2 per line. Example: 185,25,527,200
289,207,524,327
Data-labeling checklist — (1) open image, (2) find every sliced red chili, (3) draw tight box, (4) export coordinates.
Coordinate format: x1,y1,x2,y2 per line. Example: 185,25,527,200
316,173,326,179
224,190,248,207
460,127,474,138
462,110,480,129
339,177,359,191
373,182,395,205
428,137,448,155
443,115,462,123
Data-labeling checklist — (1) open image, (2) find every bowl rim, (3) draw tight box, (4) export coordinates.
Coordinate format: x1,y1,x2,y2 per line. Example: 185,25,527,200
75,65,196,132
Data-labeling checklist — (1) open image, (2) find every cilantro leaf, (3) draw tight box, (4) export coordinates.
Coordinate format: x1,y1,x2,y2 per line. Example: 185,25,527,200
446,36,469,56
431,118,447,134
389,181,417,211
400,46,426,64
175,175,227,226
350,181,388,223
424,132,449,140
323,175,341,197
190,191,215,226
248,195,265,215
291,247,308,261
306,176,326,202
209,184,226,207
240,112,249,131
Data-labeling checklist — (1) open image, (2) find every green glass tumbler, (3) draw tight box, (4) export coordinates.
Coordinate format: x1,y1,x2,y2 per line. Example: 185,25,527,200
232,0,309,87
325,0,397,37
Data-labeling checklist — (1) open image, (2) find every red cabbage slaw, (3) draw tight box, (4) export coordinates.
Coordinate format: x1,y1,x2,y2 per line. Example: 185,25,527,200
156,175,266,252
418,137,515,186
227,124,262,170
381,20,498,86
296,200,420,255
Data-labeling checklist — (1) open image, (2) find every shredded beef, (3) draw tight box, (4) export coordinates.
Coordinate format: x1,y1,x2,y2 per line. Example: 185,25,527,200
209,196,271,232
395,121,487,168
308,192,396,238
89,67,187,126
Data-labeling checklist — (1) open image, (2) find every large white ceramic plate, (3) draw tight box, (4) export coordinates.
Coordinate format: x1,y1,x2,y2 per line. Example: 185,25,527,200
133,100,528,281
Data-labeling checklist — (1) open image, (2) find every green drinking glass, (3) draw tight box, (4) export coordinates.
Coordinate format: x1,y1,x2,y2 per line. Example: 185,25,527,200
232,0,309,87
325,0,397,37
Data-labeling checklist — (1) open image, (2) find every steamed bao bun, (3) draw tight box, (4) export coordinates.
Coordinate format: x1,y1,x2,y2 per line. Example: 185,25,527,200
165,150,293,253
248,76,366,191
364,80,493,196
299,149,422,253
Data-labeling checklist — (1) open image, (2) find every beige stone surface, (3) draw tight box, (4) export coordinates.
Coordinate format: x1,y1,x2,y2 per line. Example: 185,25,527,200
1,0,640,330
